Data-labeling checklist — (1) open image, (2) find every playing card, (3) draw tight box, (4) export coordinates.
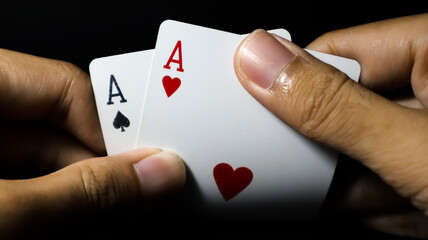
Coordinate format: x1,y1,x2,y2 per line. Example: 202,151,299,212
90,50,153,155
138,20,361,219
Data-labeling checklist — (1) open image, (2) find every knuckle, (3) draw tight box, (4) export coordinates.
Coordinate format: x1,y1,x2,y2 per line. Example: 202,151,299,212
44,60,91,121
294,65,352,140
54,60,90,102
76,160,123,211
411,188,428,216
53,60,88,79
309,30,342,54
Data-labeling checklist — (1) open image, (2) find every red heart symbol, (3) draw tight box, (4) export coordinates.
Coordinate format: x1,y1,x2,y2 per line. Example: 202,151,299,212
162,75,181,97
213,163,253,201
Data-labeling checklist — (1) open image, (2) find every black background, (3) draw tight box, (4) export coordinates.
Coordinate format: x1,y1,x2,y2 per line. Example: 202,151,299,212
1,1,425,72
0,1,426,239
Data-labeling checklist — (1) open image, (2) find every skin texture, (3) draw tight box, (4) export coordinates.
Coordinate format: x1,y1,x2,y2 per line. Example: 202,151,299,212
234,13,428,238
0,49,186,239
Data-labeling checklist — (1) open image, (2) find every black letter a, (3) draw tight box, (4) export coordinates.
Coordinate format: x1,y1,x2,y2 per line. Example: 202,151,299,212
107,74,127,105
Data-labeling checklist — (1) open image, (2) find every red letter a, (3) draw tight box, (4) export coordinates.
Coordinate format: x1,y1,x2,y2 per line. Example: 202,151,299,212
163,40,184,72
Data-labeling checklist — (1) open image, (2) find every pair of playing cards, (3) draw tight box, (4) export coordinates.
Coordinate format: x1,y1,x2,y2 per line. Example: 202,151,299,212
90,20,360,219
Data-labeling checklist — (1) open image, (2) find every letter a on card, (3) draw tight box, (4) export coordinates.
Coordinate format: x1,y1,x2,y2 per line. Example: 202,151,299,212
107,74,127,105
163,40,184,72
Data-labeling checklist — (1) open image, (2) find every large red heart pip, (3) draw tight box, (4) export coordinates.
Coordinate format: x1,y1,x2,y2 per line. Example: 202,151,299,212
162,75,181,97
213,163,253,201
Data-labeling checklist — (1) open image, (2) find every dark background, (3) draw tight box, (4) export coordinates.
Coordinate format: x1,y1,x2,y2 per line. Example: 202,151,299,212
0,1,426,239
1,1,425,72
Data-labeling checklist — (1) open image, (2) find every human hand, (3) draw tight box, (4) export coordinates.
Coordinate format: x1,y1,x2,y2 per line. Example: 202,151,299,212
0,49,186,238
234,14,428,237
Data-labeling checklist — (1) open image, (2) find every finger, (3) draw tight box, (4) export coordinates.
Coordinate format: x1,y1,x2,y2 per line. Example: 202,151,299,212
363,210,428,238
325,156,427,238
234,30,428,213
381,86,424,109
306,13,428,106
324,170,426,238
0,49,104,154
0,120,96,178
0,148,186,237
322,155,412,216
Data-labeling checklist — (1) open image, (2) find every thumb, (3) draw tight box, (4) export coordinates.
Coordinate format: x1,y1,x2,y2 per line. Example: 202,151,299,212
0,148,186,236
234,30,428,213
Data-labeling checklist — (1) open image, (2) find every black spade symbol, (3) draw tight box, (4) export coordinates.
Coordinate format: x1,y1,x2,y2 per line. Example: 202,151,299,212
113,111,130,132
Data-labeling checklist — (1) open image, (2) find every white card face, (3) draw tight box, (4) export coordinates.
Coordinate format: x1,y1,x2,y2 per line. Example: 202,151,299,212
89,50,153,155
306,49,360,82
138,21,359,218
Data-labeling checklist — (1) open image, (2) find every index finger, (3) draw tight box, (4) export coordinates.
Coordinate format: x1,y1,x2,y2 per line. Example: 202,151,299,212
0,49,105,154
307,13,428,91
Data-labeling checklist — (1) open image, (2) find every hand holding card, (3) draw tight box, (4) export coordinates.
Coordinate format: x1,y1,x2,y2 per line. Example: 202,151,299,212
89,20,360,219
235,29,372,170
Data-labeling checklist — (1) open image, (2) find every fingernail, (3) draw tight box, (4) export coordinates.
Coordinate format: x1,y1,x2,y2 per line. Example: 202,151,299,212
237,30,295,89
133,150,186,200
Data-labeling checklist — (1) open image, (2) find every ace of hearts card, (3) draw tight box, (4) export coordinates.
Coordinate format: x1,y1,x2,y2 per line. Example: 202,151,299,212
138,20,344,218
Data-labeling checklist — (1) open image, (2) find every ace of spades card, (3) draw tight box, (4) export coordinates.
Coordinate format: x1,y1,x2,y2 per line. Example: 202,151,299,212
90,50,153,155
137,21,360,219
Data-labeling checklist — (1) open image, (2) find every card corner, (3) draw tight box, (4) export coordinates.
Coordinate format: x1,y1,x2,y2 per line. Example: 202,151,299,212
89,58,101,72
160,19,177,29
